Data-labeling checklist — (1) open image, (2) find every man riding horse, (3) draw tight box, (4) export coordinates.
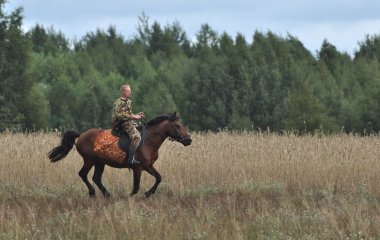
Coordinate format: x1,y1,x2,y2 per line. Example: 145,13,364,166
48,84,192,198
111,84,144,165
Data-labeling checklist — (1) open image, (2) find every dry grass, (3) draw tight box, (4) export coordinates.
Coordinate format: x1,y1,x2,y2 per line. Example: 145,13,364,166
0,131,379,239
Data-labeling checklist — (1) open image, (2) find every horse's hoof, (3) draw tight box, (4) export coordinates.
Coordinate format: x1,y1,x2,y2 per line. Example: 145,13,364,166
144,192,152,198
103,192,111,198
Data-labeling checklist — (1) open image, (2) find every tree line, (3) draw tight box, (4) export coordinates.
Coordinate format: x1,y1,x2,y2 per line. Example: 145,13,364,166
1,2,380,133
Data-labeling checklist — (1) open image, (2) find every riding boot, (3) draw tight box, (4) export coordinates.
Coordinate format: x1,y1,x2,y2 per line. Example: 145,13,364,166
127,147,140,165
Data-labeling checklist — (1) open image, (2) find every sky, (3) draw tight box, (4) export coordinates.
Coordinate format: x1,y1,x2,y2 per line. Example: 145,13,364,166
4,0,380,55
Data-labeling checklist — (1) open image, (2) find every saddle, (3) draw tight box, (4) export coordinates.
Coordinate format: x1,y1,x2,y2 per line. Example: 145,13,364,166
93,127,145,162
111,128,130,152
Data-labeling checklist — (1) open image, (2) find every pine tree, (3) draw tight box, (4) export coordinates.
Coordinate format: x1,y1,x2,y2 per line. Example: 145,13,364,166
0,1,30,130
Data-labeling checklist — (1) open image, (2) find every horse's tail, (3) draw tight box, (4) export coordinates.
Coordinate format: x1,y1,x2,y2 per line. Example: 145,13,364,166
48,130,81,162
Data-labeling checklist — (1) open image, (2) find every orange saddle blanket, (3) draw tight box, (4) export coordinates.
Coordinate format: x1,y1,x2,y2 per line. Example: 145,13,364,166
93,129,126,162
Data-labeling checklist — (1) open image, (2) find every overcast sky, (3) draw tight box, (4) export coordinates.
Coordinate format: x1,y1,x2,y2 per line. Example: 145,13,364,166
4,0,380,55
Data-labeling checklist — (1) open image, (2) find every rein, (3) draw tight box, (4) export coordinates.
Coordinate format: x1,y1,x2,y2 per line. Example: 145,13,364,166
150,121,185,142
144,113,189,144
153,132,167,140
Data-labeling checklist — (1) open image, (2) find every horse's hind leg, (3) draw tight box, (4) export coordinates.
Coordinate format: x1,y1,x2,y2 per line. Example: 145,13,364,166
79,160,95,197
92,162,110,198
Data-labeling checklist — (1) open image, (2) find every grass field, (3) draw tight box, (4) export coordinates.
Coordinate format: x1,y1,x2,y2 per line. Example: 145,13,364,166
0,131,379,239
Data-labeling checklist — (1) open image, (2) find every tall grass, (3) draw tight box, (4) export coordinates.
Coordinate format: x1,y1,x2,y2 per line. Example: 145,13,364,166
0,131,379,239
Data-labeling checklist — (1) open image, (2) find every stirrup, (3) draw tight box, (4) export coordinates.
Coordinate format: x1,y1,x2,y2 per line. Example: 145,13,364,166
131,156,140,164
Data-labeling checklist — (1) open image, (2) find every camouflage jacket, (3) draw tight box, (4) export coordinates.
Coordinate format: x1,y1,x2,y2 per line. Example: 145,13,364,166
111,97,134,127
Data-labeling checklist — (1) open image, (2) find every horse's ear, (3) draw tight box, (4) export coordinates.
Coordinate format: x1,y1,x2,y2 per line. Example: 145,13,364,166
173,112,176,117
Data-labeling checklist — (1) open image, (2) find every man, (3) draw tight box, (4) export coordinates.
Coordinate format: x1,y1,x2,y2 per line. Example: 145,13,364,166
112,85,144,165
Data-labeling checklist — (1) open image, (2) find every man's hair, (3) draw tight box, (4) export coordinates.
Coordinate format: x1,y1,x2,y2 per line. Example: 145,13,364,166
120,85,130,94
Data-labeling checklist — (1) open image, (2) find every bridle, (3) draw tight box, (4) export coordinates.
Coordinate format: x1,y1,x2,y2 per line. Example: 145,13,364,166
167,121,188,143
152,120,188,144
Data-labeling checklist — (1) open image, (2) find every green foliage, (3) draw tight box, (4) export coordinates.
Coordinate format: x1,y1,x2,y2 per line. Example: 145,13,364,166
131,55,178,118
2,4,380,133
285,84,338,132
26,24,69,55
355,34,380,60
48,74,77,129
23,83,51,130
0,2,31,130
0,103,25,131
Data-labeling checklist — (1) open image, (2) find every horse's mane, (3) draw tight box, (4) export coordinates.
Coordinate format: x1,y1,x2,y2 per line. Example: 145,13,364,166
146,113,179,127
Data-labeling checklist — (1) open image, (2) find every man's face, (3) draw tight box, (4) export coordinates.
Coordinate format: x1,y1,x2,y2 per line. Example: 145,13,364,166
122,87,131,99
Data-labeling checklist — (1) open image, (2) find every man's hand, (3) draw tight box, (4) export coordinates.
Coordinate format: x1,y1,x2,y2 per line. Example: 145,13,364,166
133,112,144,120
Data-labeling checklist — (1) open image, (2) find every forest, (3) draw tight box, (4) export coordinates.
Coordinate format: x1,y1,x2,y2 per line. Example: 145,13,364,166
1,1,380,133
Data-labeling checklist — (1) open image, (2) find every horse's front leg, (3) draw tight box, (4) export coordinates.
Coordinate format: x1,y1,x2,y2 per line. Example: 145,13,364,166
144,166,161,198
130,167,142,196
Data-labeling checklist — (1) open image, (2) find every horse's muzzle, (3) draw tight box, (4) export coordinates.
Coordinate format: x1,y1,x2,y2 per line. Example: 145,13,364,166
180,137,192,146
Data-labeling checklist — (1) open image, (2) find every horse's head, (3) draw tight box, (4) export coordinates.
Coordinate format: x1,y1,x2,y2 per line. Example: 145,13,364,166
166,112,192,146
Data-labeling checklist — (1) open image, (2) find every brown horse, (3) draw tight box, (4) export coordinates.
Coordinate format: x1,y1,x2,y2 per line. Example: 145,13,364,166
48,112,191,198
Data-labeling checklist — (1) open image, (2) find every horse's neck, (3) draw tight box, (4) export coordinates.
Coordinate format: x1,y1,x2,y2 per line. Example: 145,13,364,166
144,126,167,151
